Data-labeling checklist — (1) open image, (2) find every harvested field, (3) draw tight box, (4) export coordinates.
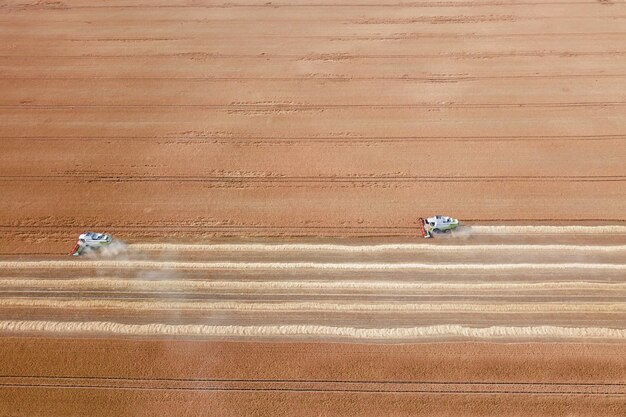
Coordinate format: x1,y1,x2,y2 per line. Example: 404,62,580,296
1,234,625,337
1,0,625,415
1,235,625,415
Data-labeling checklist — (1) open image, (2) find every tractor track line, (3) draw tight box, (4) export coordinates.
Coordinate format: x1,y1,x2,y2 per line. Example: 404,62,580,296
1,293,622,303
1,279,624,293
0,261,624,271
6,16,620,23
2,376,624,387
3,15,624,22
3,2,614,10
4,51,625,59
0,224,626,237
0,382,621,395
3,102,626,109
3,291,620,301
5,74,626,81
127,242,626,252
2,175,624,183
0,299,624,313
9,32,626,40
2,134,624,143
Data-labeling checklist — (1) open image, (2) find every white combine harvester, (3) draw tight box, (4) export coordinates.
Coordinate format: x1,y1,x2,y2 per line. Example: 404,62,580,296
70,232,113,256
418,215,460,238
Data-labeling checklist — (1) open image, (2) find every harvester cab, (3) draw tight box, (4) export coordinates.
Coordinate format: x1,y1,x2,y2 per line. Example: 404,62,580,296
71,232,113,256
418,215,460,238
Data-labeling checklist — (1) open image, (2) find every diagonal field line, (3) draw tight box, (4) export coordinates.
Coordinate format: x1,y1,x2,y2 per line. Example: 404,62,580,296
1,261,624,270
0,321,624,340
129,243,626,253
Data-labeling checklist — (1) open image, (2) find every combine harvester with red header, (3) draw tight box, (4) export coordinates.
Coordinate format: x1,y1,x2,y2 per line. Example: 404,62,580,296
418,215,460,238
70,232,113,256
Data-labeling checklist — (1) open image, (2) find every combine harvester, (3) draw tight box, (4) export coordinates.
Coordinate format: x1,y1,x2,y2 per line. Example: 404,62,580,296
418,215,460,238
70,232,113,256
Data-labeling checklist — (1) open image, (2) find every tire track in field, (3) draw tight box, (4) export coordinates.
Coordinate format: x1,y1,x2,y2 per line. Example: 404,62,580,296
129,243,626,252
1,377,623,395
3,225,625,239
2,175,625,183
1,261,625,271
4,101,626,109
9,2,611,10
3,134,624,143
6,51,626,59
0,224,427,239
6,74,626,81
9,32,626,41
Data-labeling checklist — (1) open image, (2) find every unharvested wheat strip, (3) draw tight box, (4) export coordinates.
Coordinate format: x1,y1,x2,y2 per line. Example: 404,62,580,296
0,299,624,313
1,261,625,271
0,321,624,340
129,243,626,253
472,225,626,234
2,279,626,293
